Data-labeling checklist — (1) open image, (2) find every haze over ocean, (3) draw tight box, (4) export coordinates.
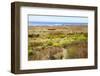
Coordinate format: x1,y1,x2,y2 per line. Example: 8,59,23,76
28,15,88,26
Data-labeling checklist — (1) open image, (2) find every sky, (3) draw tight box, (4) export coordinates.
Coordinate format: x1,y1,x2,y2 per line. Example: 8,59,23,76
28,15,88,26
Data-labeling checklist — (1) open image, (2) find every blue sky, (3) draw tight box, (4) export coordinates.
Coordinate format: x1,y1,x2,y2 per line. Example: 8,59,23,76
28,15,88,26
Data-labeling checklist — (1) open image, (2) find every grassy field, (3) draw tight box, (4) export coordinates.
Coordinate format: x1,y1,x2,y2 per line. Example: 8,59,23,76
28,25,88,60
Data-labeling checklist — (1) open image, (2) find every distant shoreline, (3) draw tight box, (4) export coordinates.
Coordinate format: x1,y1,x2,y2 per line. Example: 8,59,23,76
29,22,88,26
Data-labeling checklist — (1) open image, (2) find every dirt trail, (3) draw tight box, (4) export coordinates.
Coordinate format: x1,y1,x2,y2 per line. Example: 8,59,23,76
62,48,68,59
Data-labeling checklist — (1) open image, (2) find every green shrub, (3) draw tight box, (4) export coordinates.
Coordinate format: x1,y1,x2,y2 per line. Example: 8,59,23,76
28,50,33,57
53,43,60,47
47,40,53,46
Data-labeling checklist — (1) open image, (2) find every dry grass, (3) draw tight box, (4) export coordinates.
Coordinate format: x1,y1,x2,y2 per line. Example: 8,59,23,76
28,25,88,60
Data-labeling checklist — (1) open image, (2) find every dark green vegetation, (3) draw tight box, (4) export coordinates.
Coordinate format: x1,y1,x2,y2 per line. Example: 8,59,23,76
28,26,88,60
